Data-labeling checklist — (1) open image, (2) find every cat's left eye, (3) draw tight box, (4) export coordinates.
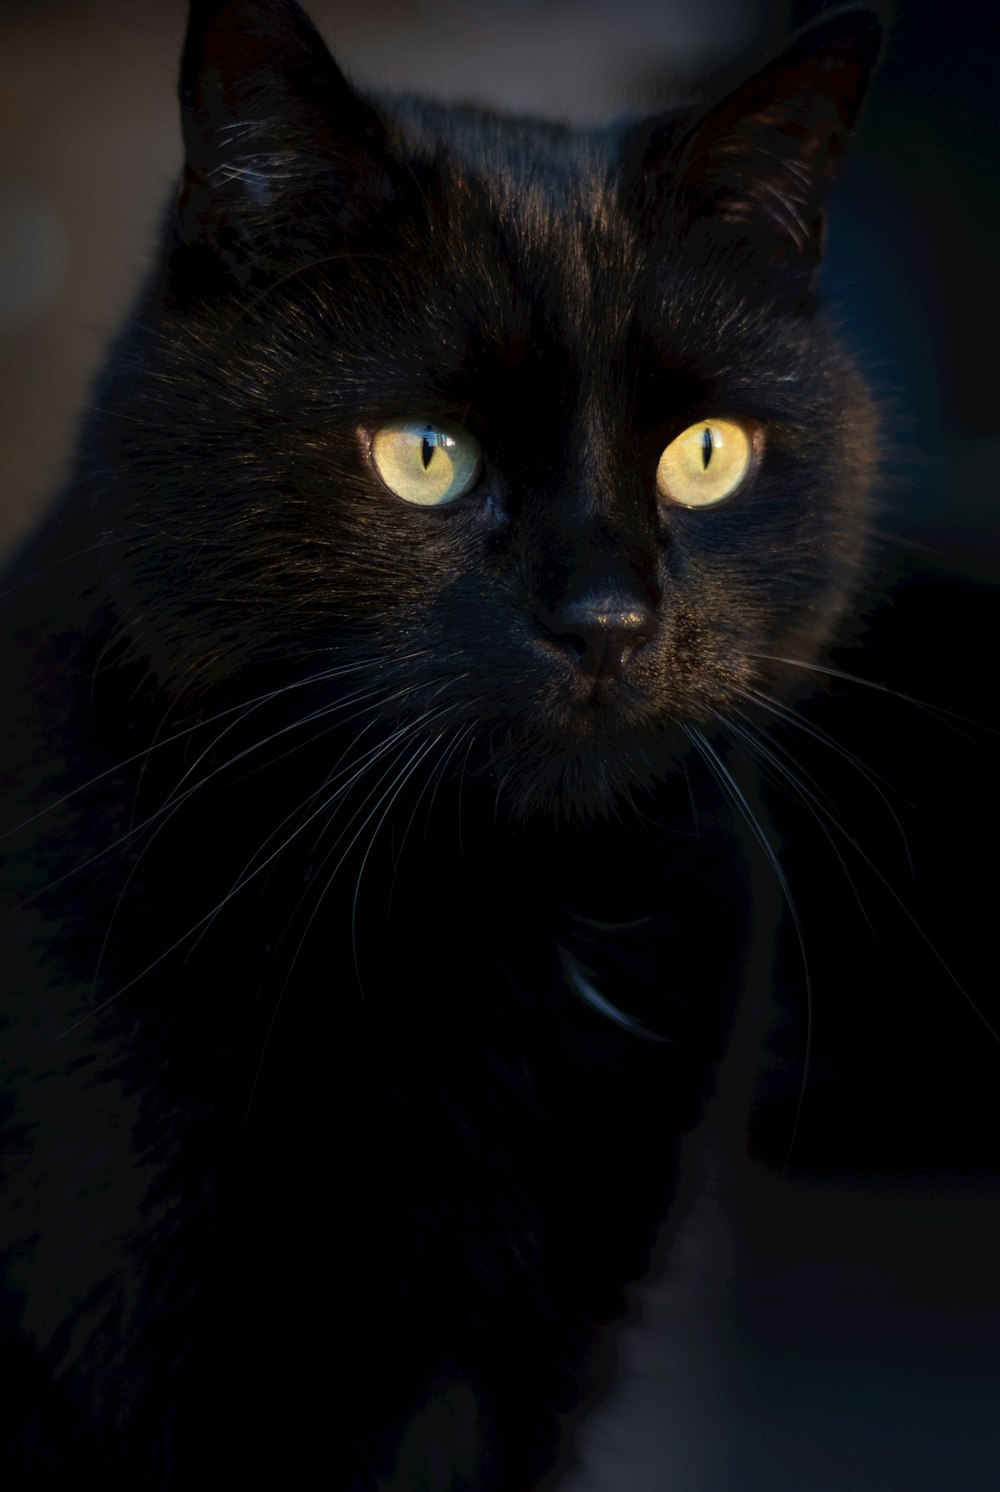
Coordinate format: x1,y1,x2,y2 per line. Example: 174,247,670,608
371,419,482,506
656,418,755,509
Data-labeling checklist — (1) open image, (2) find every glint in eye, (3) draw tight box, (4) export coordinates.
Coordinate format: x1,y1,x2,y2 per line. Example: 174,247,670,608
655,418,755,509
371,419,482,506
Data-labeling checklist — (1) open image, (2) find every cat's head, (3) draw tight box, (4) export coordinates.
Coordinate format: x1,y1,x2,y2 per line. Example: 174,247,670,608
90,0,882,819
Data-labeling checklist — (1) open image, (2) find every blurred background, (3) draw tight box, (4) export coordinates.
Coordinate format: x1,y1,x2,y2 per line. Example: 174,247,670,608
2,0,998,1487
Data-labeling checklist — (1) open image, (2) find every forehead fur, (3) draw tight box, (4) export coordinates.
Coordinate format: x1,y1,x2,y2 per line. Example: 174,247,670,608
388,96,643,270
359,98,669,398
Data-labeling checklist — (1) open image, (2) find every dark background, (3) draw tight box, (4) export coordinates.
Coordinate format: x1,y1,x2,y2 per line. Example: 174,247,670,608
2,1,998,1486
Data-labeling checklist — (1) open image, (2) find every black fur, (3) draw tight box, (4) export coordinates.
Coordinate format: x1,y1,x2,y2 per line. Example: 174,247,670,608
0,3,883,1484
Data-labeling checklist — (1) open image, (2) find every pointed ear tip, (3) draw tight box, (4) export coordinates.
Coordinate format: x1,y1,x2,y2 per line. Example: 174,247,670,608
178,0,341,113
795,4,886,62
180,0,321,60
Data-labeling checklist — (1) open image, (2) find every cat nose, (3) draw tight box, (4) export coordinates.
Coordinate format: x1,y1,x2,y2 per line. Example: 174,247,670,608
543,597,654,680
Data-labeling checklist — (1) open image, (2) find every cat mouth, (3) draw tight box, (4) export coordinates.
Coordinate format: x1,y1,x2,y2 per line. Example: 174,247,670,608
561,670,663,731
583,675,626,709
487,725,673,822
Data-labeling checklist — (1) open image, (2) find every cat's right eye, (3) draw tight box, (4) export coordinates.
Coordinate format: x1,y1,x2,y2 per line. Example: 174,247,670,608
371,419,482,506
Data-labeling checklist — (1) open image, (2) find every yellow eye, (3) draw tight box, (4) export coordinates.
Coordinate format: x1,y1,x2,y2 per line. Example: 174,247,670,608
371,419,482,506
655,418,754,509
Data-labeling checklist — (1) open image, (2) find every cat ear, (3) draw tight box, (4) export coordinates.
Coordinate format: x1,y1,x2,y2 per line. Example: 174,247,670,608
176,0,396,283
636,5,883,281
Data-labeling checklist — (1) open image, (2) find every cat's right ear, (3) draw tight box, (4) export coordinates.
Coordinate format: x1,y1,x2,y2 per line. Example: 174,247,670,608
176,0,397,286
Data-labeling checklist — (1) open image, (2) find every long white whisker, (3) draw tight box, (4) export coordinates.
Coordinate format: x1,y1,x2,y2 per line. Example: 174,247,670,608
683,722,812,1174
722,713,1000,1049
156,679,389,814
0,655,382,845
17,678,403,921
98,684,423,985
182,694,445,962
739,683,916,878
455,727,478,856
749,653,991,738
350,721,460,988
56,701,452,1037
232,702,462,990
390,710,473,880
244,713,458,1120
420,721,476,848
717,708,882,946
378,717,476,932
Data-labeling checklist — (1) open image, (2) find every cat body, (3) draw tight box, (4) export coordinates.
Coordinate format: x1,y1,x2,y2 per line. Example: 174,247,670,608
0,1,882,1484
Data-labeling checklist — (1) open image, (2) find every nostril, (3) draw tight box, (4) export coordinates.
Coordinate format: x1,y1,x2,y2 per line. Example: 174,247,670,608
544,603,654,680
560,630,588,662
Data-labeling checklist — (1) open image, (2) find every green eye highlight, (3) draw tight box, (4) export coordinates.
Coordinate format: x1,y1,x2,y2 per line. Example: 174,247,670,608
371,419,482,506
655,418,754,508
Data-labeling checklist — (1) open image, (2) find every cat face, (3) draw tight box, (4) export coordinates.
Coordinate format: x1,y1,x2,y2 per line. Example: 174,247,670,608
91,0,881,818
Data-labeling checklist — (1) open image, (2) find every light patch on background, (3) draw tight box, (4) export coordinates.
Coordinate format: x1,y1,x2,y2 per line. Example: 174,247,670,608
0,181,65,334
327,0,770,120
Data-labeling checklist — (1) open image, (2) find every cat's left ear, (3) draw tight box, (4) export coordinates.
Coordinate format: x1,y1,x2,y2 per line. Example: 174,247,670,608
632,5,884,283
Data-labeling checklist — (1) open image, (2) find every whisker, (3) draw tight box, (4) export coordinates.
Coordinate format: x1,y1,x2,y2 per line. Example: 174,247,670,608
749,652,992,738
717,707,882,946
455,727,478,857
737,684,915,879
421,721,476,845
229,700,462,989
97,683,423,986
683,722,812,1174
390,709,473,880
55,700,454,1038
0,655,380,845
350,719,461,989
14,676,399,920
180,690,441,962
244,711,460,1120
720,710,1000,1050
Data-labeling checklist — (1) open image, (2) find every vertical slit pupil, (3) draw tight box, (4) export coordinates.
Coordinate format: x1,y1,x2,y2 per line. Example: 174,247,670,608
421,434,435,471
701,427,713,471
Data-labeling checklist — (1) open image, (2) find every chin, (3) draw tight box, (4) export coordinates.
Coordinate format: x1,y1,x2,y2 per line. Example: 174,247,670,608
483,719,680,826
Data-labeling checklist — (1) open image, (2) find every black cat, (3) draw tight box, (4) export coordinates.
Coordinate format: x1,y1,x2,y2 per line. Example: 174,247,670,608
0,1,884,1484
